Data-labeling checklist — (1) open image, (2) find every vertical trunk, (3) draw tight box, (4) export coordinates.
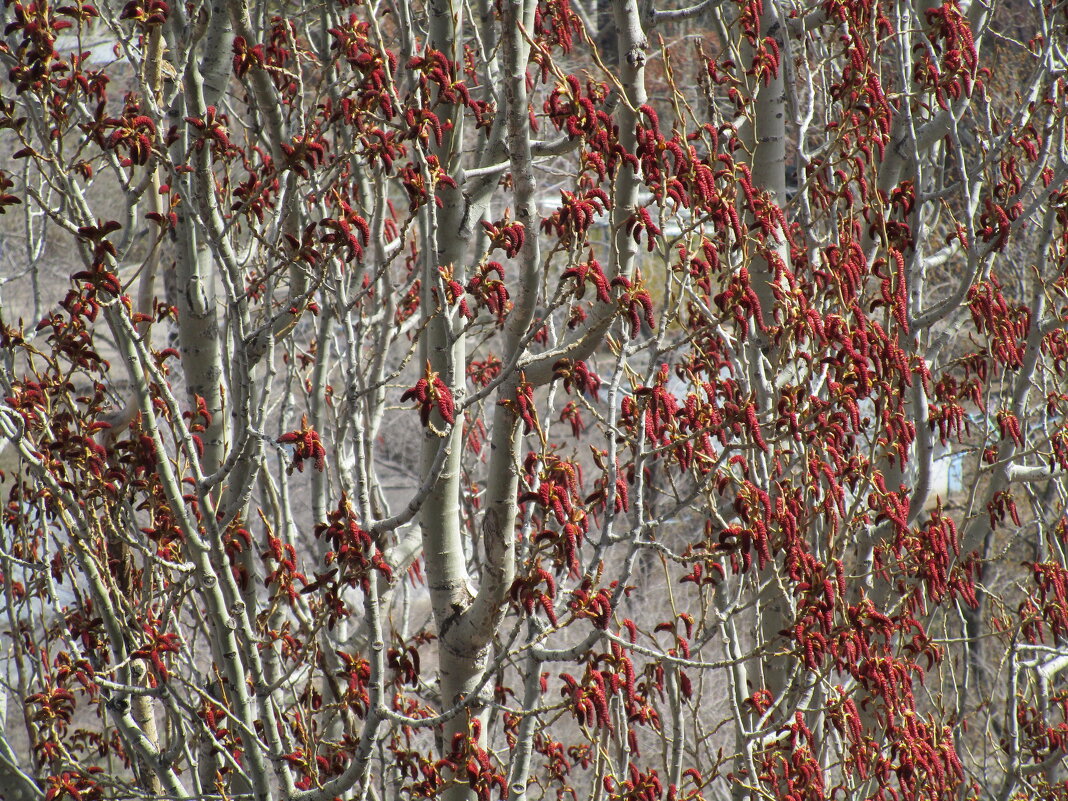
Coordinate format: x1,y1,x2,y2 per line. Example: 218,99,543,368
743,3,791,334
740,0,793,707
420,174,473,798
167,35,227,476
163,12,281,800
611,0,648,282
121,27,168,796
506,643,544,801
419,3,476,797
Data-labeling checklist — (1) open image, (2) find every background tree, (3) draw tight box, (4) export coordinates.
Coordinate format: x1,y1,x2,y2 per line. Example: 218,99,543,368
1,0,1068,800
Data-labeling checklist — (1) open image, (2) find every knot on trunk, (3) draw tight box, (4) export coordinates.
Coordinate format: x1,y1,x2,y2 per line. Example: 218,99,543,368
625,42,648,69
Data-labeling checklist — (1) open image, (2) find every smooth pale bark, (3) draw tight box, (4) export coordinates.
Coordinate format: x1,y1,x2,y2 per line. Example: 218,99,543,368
160,10,292,799
612,0,649,282
166,15,228,477
739,0,792,709
417,5,480,799
741,3,790,338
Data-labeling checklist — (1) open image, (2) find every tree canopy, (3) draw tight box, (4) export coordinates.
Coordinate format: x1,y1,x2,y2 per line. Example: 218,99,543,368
1,0,1068,800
